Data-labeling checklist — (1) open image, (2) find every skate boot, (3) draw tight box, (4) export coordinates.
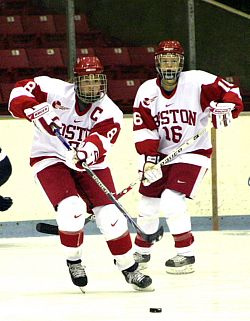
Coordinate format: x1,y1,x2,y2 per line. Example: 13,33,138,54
67,259,88,290
165,255,195,274
122,263,154,291
133,252,151,270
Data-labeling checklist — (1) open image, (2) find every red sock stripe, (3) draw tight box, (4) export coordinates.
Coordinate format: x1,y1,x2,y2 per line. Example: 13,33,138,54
172,231,194,248
107,231,132,255
59,230,84,247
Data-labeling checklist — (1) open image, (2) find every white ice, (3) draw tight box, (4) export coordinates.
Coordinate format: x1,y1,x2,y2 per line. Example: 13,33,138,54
0,231,250,321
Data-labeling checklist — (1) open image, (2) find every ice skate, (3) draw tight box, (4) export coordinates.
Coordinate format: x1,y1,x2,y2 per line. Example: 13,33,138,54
67,259,88,291
133,252,151,270
165,255,195,274
122,263,154,291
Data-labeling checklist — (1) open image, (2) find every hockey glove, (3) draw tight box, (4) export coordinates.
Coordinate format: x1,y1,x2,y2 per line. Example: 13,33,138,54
142,156,163,186
0,196,13,211
209,101,235,129
65,141,99,171
24,102,62,136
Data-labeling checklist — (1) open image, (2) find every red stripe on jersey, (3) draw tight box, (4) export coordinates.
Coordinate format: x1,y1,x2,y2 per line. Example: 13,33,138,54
200,76,243,114
89,118,121,144
135,139,160,155
16,79,48,104
85,118,121,158
133,104,157,131
9,79,48,119
10,95,38,119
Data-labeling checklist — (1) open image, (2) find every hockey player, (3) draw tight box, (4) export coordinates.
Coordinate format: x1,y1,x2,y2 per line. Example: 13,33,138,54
132,40,243,274
0,148,13,211
8,56,152,291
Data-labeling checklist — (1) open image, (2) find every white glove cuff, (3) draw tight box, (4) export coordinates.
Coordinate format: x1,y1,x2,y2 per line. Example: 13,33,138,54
210,101,235,115
145,155,160,164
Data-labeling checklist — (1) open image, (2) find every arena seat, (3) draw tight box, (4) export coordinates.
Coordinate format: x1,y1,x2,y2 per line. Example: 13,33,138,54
26,48,66,79
61,47,96,66
0,0,32,15
128,46,156,67
39,32,67,48
128,46,156,79
95,47,131,67
95,47,132,79
0,15,37,49
0,90,3,104
108,79,141,108
0,48,29,69
54,14,90,33
22,15,57,34
0,34,7,49
0,49,37,81
0,48,31,73
0,15,24,35
26,48,64,68
21,15,65,48
74,14,90,33
0,83,15,103
53,14,68,34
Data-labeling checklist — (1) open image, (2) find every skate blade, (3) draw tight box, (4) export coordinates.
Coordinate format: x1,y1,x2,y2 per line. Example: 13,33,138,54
79,287,86,293
166,264,195,275
132,284,155,292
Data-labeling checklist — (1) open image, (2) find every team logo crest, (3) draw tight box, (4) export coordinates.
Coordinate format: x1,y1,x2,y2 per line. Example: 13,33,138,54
142,96,157,107
52,100,70,110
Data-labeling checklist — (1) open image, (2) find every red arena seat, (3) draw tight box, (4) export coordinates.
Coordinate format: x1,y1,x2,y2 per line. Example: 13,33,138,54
0,49,34,80
22,15,57,34
61,47,96,65
128,46,156,68
0,83,15,103
95,47,131,68
74,14,90,33
26,48,65,69
0,15,24,35
0,49,30,70
26,48,66,79
0,16,37,48
108,79,141,105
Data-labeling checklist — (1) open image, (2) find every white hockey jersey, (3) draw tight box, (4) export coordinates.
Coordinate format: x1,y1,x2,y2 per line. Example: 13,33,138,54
8,76,123,173
133,70,243,168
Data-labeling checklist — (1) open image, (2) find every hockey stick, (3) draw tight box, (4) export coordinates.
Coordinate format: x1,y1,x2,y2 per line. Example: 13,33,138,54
116,125,209,199
52,128,164,243
36,214,95,235
36,125,208,236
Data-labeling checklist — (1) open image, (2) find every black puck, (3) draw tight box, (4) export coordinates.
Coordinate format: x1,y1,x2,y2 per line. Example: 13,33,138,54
149,308,162,313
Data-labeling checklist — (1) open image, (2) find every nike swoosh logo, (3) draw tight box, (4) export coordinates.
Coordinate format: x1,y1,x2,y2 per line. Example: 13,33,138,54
165,103,173,107
177,180,186,184
111,220,118,227
74,120,82,123
74,214,83,218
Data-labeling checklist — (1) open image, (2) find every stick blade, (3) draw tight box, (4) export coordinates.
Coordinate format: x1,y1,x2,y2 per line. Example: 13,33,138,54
140,225,164,244
36,223,59,235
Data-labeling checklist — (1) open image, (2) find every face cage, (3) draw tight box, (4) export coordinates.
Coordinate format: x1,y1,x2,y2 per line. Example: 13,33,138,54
74,74,107,104
155,53,184,81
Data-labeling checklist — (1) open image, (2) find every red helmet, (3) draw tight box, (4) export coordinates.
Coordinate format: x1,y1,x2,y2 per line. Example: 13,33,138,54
155,40,184,56
74,56,104,76
155,40,184,82
73,56,107,103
